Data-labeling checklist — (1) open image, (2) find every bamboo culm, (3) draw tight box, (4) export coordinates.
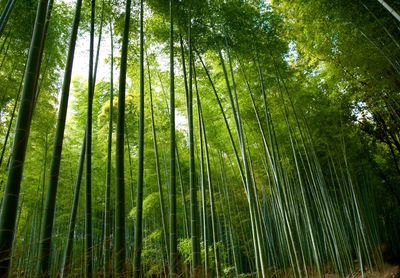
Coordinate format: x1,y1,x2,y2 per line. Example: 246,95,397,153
115,0,132,273
0,0,50,275
36,0,83,273
133,0,145,275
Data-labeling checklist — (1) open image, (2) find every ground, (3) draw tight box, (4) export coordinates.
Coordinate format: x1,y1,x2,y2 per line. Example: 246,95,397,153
323,264,400,278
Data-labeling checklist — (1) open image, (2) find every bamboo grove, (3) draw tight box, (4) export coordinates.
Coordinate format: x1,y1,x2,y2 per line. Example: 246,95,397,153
0,0,399,277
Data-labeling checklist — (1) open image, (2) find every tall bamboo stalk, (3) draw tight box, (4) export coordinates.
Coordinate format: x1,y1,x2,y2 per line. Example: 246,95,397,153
377,0,400,22
169,0,177,275
0,0,50,275
0,0,16,37
60,134,86,278
36,0,83,273
187,8,201,274
85,0,95,275
0,75,22,170
198,89,220,277
220,40,268,276
148,55,169,267
115,0,132,274
195,64,208,275
103,21,114,278
133,0,145,275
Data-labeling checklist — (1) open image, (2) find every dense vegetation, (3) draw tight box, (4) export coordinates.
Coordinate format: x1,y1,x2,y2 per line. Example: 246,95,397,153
0,0,399,276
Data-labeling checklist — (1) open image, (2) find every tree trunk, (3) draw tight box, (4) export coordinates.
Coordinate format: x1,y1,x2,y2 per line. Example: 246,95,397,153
0,76,22,170
36,0,83,274
169,0,177,276
84,0,95,275
133,0,145,275
103,20,113,278
187,8,201,275
60,134,86,278
115,0,131,273
148,54,169,268
0,0,50,275
0,0,16,37
377,0,400,22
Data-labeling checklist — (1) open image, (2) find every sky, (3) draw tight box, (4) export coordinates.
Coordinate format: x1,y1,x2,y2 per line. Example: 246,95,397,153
60,0,112,81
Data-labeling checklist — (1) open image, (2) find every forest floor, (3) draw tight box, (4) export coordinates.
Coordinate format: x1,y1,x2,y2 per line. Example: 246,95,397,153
323,264,400,277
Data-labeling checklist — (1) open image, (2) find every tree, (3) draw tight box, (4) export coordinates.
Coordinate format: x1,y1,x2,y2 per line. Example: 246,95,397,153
115,0,132,274
84,0,96,276
133,0,145,276
169,0,177,276
103,20,114,278
0,0,17,37
36,0,83,274
0,0,51,275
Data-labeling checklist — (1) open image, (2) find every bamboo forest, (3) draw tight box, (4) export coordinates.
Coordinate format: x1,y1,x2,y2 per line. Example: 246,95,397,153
1,0,400,277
